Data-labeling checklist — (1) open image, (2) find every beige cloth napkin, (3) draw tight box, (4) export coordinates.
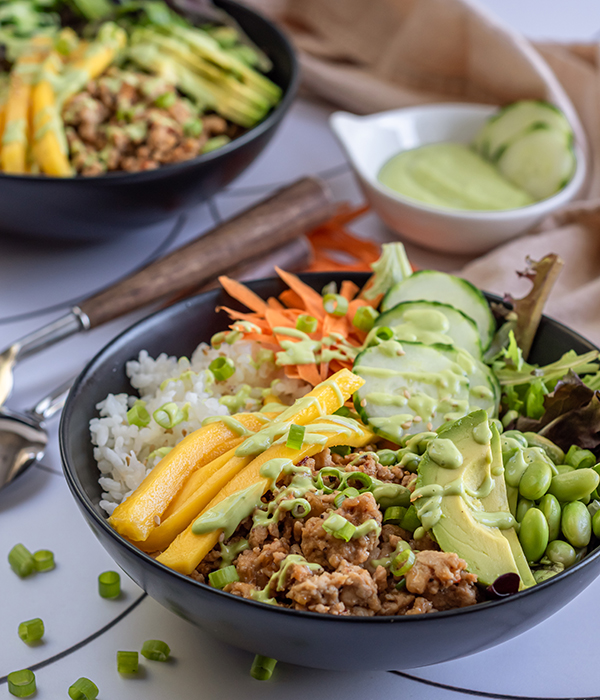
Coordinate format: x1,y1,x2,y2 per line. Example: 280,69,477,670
246,0,600,344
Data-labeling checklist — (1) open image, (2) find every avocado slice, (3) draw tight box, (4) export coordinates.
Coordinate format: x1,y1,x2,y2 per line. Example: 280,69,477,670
414,410,535,588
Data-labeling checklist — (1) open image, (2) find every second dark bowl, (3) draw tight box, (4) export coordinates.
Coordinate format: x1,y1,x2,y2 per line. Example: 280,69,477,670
59,272,600,670
0,0,298,243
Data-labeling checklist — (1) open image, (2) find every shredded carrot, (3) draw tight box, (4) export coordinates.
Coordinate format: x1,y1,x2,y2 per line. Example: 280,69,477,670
219,276,269,315
279,289,305,310
275,267,325,319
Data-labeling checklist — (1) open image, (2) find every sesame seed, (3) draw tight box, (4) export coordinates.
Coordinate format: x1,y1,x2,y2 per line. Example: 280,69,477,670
401,421,412,429
413,416,422,423
360,399,367,407
427,422,433,431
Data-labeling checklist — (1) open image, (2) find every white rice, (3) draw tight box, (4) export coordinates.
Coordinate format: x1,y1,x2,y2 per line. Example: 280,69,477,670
90,340,309,514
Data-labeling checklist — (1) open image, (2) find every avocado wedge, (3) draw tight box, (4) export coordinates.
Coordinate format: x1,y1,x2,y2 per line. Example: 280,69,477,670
414,410,535,588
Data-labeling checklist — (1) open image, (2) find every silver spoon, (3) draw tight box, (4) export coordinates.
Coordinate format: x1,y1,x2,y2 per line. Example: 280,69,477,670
0,378,72,490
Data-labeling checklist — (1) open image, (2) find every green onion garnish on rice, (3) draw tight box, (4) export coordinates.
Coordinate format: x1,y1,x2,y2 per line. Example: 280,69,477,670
141,639,171,662
98,571,120,598
33,549,55,572
209,356,236,382
250,655,277,681
153,402,189,429
18,618,44,645
117,651,139,674
68,677,99,700
296,315,317,333
127,400,151,428
7,669,36,697
8,544,35,578
285,424,305,451
208,565,239,589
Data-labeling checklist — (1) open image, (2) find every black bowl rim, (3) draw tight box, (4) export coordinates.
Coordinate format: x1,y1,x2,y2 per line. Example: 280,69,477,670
60,271,600,626
0,0,299,185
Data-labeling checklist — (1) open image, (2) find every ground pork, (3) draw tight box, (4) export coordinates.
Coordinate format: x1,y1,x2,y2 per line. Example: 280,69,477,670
236,540,290,588
405,550,478,609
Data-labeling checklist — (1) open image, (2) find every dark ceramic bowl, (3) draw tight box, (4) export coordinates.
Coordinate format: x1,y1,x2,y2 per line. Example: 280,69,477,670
0,0,298,243
60,272,600,670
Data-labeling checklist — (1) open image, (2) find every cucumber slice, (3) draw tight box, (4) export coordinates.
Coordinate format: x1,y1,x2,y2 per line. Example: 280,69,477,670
380,270,495,351
375,300,483,359
353,340,499,443
474,100,572,162
496,125,576,201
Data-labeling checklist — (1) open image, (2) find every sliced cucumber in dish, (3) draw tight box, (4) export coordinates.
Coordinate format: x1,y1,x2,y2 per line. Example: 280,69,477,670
380,270,495,352
375,300,483,359
474,100,572,162
353,340,499,443
497,125,576,201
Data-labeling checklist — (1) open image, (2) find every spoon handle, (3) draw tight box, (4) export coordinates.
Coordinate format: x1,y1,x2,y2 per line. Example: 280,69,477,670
30,378,73,423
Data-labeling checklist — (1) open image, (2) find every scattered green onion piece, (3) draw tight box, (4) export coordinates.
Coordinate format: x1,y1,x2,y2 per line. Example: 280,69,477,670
148,446,173,463
184,117,203,137
322,513,356,542
295,314,318,333
208,565,239,589
290,499,311,518
7,669,36,697
18,618,44,645
211,331,227,348
117,651,139,674
333,492,346,509
343,487,360,499
390,545,416,577
330,444,351,457
98,570,121,599
68,677,99,700
565,445,596,470
209,356,236,382
384,506,407,524
141,639,171,662
323,293,349,317
154,91,176,108
127,400,151,428
8,544,35,578
316,467,345,493
225,330,242,345
202,135,231,154
352,305,379,332
377,449,398,467
375,326,394,342
250,655,277,681
153,402,188,429
343,471,372,493
400,505,421,532
33,549,54,572
395,578,407,591
321,281,337,296
286,424,305,451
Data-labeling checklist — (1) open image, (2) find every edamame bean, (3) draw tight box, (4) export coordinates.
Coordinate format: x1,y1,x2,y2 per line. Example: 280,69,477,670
561,501,592,548
545,539,576,567
592,509,600,539
565,445,596,470
516,498,534,523
519,508,549,563
505,451,528,488
519,461,553,501
548,469,599,503
539,494,561,541
376,449,398,467
503,431,528,448
556,464,575,475
523,432,564,466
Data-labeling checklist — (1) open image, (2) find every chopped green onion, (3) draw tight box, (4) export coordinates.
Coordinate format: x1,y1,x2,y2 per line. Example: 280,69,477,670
333,492,346,508
211,331,227,348
148,446,173,462
400,504,421,532
286,424,305,451
117,651,139,674
390,545,415,577
33,549,54,572
343,487,360,499
18,618,44,645
202,135,231,154
98,570,121,599
7,669,36,697
225,330,242,345
153,402,189,429
8,544,35,578
316,467,345,493
250,655,277,681
184,118,204,137
321,281,337,296
323,293,349,317
141,639,171,662
209,357,236,382
383,506,407,524
395,578,407,591
208,565,239,589
127,400,151,428
330,444,352,457
344,471,372,492
322,513,356,541
352,306,379,332
68,677,99,700
155,91,176,108
296,315,318,334
377,449,398,466
565,445,596,470
375,326,394,342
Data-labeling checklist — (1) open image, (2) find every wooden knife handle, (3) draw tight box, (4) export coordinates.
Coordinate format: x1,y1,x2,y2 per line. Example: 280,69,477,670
78,177,333,328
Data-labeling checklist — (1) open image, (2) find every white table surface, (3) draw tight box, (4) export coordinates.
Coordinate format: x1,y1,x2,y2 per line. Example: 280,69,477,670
2,2,600,698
